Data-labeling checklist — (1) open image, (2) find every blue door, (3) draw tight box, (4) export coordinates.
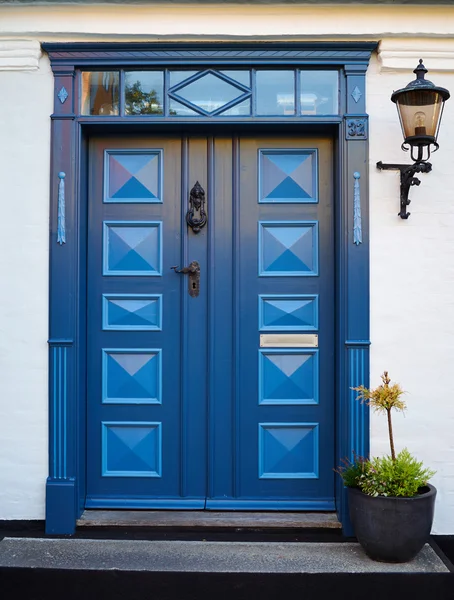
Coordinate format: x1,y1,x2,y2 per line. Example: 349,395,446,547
86,135,334,510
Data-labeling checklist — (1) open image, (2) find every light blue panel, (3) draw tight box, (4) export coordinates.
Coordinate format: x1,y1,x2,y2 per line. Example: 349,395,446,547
259,350,319,405
258,294,319,331
102,349,162,404
102,294,162,331
258,221,318,277
259,149,318,203
258,423,319,479
104,149,163,203
102,421,162,477
103,221,162,276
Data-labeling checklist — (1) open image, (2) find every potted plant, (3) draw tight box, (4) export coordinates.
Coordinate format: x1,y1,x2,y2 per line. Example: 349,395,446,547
337,371,436,563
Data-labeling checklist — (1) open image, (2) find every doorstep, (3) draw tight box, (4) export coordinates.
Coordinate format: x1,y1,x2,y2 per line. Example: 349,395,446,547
77,510,341,530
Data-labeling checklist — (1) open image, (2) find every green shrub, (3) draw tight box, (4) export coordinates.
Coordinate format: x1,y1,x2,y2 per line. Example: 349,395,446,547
337,449,435,498
335,455,369,489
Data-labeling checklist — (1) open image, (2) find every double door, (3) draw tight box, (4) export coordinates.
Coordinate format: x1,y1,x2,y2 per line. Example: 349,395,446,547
86,134,334,509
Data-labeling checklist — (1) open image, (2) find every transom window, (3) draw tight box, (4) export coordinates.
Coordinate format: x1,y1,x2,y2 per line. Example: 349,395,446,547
80,69,339,117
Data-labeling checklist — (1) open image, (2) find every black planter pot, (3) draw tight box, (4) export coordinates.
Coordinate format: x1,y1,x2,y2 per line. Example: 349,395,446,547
347,484,436,563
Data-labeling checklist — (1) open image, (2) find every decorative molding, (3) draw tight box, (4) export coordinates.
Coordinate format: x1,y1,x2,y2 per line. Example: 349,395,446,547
57,172,66,245
346,118,367,140
378,40,454,73
0,40,42,71
42,42,377,69
57,86,69,104
353,172,362,246
50,344,68,479
347,347,369,460
351,86,362,103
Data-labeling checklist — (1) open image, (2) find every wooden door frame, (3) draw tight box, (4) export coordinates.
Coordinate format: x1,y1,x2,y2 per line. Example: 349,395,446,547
43,42,375,534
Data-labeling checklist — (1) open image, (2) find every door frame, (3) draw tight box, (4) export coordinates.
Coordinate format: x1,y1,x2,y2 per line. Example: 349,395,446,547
43,42,375,534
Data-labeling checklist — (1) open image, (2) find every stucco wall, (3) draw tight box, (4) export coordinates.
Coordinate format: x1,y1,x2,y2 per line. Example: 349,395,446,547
0,3,453,533
0,50,52,519
368,53,454,534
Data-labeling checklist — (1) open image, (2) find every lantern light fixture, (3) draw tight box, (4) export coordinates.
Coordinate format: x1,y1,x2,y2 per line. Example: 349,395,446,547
377,59,450,219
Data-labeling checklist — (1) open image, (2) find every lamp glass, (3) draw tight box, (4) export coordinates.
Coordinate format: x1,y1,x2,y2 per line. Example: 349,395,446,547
395,90,444,145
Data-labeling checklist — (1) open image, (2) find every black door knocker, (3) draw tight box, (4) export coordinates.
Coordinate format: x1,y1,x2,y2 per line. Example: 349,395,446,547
186,181,207,233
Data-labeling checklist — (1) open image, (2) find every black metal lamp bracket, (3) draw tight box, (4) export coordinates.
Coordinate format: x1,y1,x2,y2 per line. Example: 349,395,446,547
376,161,432,219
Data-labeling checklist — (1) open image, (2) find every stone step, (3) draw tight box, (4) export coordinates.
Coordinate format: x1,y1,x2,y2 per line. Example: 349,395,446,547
0,537,448,573
0,537,451,600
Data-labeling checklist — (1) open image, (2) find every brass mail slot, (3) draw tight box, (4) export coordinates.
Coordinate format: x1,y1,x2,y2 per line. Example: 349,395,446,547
260,334,318,348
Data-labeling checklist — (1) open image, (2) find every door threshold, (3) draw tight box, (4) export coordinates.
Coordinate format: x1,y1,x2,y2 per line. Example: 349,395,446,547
77,510,341,530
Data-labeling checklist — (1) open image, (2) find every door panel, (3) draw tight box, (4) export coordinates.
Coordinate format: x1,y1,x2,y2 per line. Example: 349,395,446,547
86,136,206,508
86,134,334,510
207,137,334,509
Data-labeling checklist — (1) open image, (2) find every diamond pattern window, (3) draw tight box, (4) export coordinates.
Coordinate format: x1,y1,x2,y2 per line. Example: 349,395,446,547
169,71,250,115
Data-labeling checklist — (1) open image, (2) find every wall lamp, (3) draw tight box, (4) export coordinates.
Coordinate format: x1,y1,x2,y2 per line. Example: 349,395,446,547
377,60,450,219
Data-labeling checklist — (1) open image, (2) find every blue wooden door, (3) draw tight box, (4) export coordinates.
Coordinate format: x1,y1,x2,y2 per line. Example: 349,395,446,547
207,136,334,509
86,135,334,510
86,136,208,508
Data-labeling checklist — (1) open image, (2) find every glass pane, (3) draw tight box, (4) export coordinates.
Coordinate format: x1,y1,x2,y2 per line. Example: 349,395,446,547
169,71,198,88
396,90,443,140
300,71,339,115
256,71,295,116
220,99,251,116
169,99,200,116
220,70,251,88
81,71,119,116
125,71,164,115
175,72,244,114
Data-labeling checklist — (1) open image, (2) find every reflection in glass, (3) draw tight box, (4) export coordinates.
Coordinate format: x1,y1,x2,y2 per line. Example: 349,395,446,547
125,71,164,115
256,71,295,116
220,71,251,88
169,71,198,88
81,71,119,116
169,99,200,116
175,73,244,114
220,99,251,116
300,71,338,115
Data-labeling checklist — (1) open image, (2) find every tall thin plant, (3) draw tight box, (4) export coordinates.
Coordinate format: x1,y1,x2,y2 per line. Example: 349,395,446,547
352,371,406,461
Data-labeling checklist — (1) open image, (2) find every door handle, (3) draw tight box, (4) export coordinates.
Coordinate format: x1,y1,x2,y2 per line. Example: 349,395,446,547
171,261,200,297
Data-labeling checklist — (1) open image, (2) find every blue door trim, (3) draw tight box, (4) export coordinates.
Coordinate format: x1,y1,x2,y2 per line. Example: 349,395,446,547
44,42,374,534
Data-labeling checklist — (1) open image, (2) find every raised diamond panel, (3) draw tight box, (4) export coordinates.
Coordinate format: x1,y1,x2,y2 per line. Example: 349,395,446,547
103,294,162,331
259,350,318,405
102,349,161,404
103,221,162,276
259,295,318,331
259,221,318,277
259,150,317,203
105,150,162,203
102,422,162,477
259,423,319,479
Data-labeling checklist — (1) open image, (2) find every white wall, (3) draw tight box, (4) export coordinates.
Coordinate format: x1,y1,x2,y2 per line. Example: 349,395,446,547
0,4,453,533
0,50,52,519
368,51,454,534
